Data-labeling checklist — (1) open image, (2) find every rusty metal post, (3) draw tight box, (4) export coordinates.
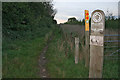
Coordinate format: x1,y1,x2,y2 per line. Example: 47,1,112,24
89,10,105,78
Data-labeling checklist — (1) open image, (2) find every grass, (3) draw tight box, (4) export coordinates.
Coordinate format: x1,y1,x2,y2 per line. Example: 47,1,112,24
46,30,89,78
61,24,84,35
45,25,119,78
103,59,118,78
2,24,119,78
103,28,119,78
2,37,46,78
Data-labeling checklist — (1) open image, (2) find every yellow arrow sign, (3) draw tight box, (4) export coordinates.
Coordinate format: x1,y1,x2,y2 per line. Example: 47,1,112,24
85,10,89,31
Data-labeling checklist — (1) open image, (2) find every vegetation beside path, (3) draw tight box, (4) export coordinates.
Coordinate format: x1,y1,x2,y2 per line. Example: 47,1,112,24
2,2,56,78
2,2,119,78
46,27,89,78
3,37,45,78
45,25,118,78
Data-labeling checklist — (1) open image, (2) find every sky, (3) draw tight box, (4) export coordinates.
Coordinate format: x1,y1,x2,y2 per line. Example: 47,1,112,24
53,0,120,24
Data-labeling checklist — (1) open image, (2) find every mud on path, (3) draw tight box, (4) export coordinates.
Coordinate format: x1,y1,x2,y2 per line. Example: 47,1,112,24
38,37,53,78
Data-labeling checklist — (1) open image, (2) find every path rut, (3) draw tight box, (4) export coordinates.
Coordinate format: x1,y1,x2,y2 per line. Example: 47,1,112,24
38,37,53,78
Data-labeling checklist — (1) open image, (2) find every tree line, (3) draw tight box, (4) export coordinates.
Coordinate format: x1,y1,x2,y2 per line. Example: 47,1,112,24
64,15,119,29
2,2,57,40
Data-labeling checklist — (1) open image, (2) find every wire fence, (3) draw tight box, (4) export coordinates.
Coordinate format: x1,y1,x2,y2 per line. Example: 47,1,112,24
104,34,120,36
104,46,119,48
104,40,120,42
104,34,120,59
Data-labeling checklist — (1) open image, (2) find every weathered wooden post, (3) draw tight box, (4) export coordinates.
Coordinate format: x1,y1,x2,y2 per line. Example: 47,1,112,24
0,2,2,80
75,37,79,64
89,10,105,78
70,33,73,51
85,10,90,67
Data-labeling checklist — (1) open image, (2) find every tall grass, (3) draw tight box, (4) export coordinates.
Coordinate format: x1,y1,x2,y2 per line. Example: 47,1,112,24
2,25,56,78
46,28,89,78
103,28,119,78
2,37,46,78
47,25,118,78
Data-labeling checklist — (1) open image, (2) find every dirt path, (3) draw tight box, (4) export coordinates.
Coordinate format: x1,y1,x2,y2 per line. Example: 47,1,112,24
38,37,53,78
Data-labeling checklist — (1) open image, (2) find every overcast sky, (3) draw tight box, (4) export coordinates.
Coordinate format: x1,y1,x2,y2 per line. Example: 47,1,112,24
53,0,120,24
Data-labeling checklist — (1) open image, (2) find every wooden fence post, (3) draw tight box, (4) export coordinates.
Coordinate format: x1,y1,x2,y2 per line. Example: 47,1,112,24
89,10,105,78
70,33,73,51
85,10,90,68
0,2,2,79
75,37,79,64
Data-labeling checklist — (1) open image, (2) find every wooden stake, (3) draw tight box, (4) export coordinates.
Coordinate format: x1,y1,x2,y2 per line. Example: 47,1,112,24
75,37,79,64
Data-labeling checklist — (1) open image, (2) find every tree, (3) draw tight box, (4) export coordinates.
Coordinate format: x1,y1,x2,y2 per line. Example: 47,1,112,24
81,19,85,25
106,9,115,20
68,17,77,22
2,2,57,38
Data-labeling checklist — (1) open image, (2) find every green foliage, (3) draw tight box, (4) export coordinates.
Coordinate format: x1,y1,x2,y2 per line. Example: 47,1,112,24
2,25,57,78
65,17,78,25
103,59,118,78
68,17,77,22
2,37,46,78
105,19,119,29
64,16,119,29
46,27,89,78
64,17,85,25
46,25,118,78
2,2,57,40
2,2,57,78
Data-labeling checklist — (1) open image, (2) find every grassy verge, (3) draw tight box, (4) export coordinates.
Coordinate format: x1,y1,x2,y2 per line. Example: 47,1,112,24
2,37,46,78
103,58,118,78
46,27,119,78
46,29,89,78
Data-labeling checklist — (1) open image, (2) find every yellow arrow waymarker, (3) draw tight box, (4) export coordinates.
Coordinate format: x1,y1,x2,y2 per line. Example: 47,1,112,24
85,10,89,31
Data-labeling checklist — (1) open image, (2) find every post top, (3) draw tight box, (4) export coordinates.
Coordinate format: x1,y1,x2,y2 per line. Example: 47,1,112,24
91,10,105,35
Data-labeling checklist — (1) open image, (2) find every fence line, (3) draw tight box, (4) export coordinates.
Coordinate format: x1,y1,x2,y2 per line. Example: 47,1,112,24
104,34,120,36
104,40,120,42
104,34,120,37
108,49,120,56
104,33,119,60
104,58,120,59
105,55,120,56
104,51,118,53
104,46,119,48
